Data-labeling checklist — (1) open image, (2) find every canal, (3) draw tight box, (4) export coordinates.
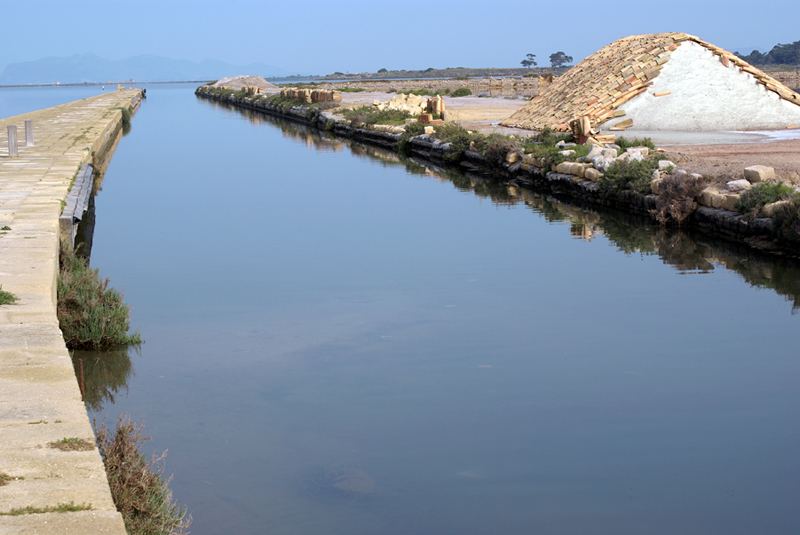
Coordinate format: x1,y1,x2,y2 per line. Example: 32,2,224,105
5,84,799,534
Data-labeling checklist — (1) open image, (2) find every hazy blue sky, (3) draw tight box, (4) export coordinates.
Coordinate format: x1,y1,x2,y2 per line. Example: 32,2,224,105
3,0,796,75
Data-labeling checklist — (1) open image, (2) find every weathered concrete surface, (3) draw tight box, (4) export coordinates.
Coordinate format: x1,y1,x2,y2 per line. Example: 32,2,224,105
0,91,141,534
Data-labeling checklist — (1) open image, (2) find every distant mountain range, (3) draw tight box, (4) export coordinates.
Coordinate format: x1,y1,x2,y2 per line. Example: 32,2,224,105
0,54,290,85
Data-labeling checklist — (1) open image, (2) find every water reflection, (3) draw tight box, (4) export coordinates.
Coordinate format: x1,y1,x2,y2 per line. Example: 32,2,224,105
71,347,136,412
207,100,800,314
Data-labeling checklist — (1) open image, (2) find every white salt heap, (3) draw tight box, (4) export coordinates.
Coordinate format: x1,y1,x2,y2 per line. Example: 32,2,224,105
618,42,800,131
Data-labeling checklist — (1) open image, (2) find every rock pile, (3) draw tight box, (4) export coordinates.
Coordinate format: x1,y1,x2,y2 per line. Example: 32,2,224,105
212,75,276,90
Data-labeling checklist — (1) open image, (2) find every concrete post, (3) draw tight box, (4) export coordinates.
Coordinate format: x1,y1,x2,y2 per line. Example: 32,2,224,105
7,125,18,157
25,120,34,147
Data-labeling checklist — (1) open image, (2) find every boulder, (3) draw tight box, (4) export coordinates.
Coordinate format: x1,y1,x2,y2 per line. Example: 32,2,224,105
658,160,675,170
744,165,775,183
726,179,751,192
762,199,790,217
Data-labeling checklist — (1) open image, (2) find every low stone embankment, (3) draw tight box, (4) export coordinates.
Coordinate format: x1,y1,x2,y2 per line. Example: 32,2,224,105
195,85,799,254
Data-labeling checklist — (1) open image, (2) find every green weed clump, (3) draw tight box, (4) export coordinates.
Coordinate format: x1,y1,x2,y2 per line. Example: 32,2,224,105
735,182,797,217
96,415,190,535
598,158,660,195
334,87,366,92
57,244,142,350
342,106,412,127
616,136,656,152
399,88,450,96
450,88,472,97
0,285,18,305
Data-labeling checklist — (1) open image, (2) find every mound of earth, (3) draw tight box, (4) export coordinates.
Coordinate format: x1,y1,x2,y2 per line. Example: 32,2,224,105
212,75,276,90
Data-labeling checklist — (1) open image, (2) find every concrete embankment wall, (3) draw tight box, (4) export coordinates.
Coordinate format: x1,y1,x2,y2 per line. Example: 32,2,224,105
0,90,142,535
195,87,797,254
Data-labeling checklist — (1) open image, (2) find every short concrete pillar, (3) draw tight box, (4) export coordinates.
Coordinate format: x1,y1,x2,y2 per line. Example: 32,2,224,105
7,125,18,157
25,120,34,147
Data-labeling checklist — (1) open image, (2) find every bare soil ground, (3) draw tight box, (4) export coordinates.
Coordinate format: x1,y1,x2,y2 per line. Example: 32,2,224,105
664,139,800,187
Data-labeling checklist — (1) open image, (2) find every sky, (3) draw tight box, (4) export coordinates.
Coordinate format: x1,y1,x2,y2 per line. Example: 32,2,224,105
2,0,797,76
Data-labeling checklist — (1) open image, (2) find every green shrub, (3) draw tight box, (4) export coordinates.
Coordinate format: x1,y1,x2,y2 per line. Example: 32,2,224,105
335,87,366,92
432,123,478,162
398,122,425,154
0,285,17,305
616,136,655,152
771,198,800,242
341,106,412,127
598,158,659,195
57,244,142,350
450,88,472,97
96,415,191,535
735,182,796,217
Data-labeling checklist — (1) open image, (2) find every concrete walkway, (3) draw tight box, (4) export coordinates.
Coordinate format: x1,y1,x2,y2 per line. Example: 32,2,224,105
0,91,141,534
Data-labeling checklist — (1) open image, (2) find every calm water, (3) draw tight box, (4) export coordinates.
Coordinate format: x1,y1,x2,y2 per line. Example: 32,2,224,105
6,85,800,534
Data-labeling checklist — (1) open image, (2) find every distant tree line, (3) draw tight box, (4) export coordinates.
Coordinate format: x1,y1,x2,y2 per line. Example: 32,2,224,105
736,40,800,66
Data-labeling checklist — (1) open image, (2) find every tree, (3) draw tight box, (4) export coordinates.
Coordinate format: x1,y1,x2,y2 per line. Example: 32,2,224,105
520,53,537,68
377,68,388,74
549,51,573,69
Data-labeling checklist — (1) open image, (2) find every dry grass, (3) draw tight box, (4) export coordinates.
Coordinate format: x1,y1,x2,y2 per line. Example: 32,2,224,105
48,437,95,451
651,174,707,225
96,415,191,535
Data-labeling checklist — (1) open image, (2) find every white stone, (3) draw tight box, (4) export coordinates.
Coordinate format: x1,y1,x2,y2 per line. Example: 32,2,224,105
726,179,752,192
658,160,676,170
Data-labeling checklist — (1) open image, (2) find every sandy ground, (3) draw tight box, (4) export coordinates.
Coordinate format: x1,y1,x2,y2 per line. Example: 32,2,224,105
309,89,800,186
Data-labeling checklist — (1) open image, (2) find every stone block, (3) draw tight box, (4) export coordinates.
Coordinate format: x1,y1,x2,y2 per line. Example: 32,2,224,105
744,165,775,183
423,126,435,135
584,168,602,182
556,162,572,174
762,199,790,217
698,187,719,207
506,151,522,164
418,114,432,124
651,177,663,194
722,194,740,211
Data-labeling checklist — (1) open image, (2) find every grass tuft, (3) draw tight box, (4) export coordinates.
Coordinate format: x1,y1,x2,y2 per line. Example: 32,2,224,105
0,285,18,305
97,415,191,535
57,243,142,350
48,437,94,451
0,502,91,516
